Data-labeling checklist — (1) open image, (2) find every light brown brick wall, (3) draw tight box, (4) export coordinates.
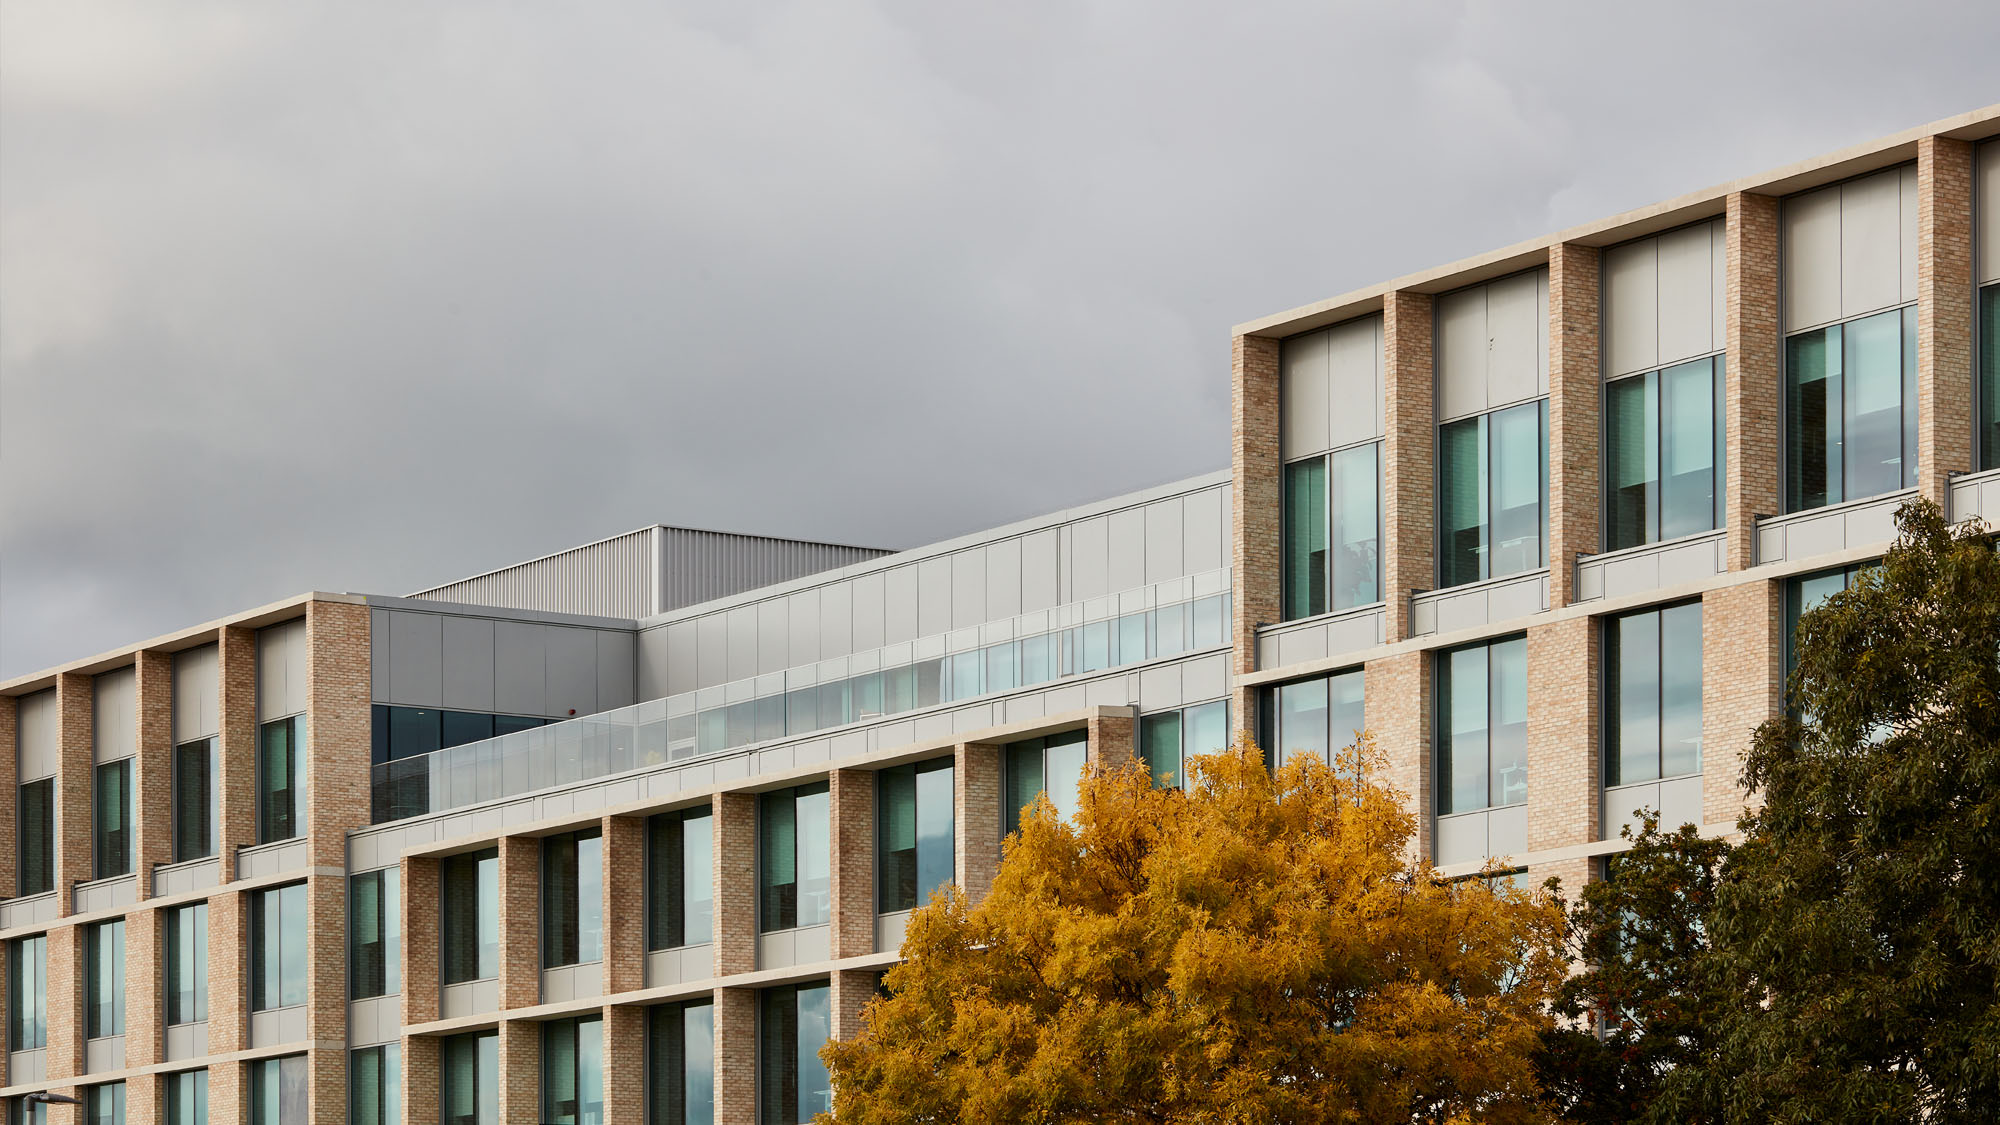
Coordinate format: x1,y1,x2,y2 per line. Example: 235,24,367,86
1526,617,1599,851
46,923,81,1080
829,768,874,959
133,650,173,899
0,693,17,899
125,1072,158,1125
1702,579,1781,827
1918,135,1976,501
1366,650,1432,860
54,672,93,916
1726,192,1781,570
601,815,647,994
1232,333,1283,692
124,905,162,1069
954,741,1001,904
306,1044,346,1125
217,626,258,881
713,793,757,977
207,889,246,1055
402,855,441,1026
306,600,372,869
306,875,347,1041
1548,244,1603,607
498,835,541,1010
1086,713,1135,771
603,1002,646,1124
402,1034,441,1125
715,986,757,1125
1531,856,1594,907
830,967,876,1043
497,1017,541,1125
1384,291,1437,641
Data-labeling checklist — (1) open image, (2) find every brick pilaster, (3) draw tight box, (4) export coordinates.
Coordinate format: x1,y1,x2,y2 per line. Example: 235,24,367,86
1085,712,1135,771
1532,856,1595,907
54,672,93,916
125,1072,158,1125
498,835,541,1010
1383,291,1436,641
125,905,162,1069
207,889,247,1056
601,816,647,994
1366,650,1432,861
46,923,82,1081
953,742,1001,904
1232,332,1283,727
603,1003,645,1124
218,626,258,880
830,967,877,1044
713,793,757,977
0,693,17,899
209,1060,241,1125
306,600,372,868
402,855,441,1026
306,875,347,1041
1525,617,1598,851
1917,135,1976,502
402,1035,441,1125
497,1018,540,1125
1725,192,1781,569
715,987,757,1125
829,769,874,959
1548,243,1603,606
306,1045,346,1125
1702,580,1782,827
133,650,173,899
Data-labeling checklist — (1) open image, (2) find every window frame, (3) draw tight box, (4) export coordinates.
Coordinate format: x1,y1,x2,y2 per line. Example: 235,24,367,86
93,756,135,880
1602,600,1705,788
349,1044,399,1125
440,847,500,986
349,868,400,1000
1601,353,1728,552
1434,634,1530,816
1001,730,1088,836
542,828,605,969
18,777,54,897
540,1015,605,1125
1781,304,1919,514
256,714,303,845
1437,398,1550,589
172,735,219,863
9,934,48,1051
876,757,956,914
85,918,125,1039
165,901,209,1026
646,999,715,1125
757,783,831,934
647,807,714,952
248,1054,308,1125
757,982,832,1125
1281,438,1385,622
250,883,307,1013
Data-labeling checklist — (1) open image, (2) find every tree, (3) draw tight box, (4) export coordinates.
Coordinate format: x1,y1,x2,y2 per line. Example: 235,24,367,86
1654,499,2000,1124
1533,814,1732,1125
822,736,1567,1124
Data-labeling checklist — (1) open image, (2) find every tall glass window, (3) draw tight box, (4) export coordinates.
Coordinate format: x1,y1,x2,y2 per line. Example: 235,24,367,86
173,736,218,862
1437,636,1529,815
759,983,832,1125
166,1069,208,1125
1981,284,1999,470
249,1055,308,1125
759,784,830,933
1284,443,1382,620
1606,356,1726,549
878,758,954,913
251,883,306,1011
86,919,125,1038
1606,603,1704,786
1786,565,1869,678
1269,670,1365,774
442,848,500,984
94,758,133,879
350,868,400,1000
350,1044,400,1125
544,829,604,968
11,1100,47,1125
648,808,714,951
1002,730,1088,835
8,934,47,1050
1138,700,1229,790
1785,306,1918,512
441,1031,499,1125
84,1083,124,1125
648,1000,715,1125
257,715,302,844
541,1016,605,1125
19,778,54,896
166,902,209,1025
1440,400,1548,588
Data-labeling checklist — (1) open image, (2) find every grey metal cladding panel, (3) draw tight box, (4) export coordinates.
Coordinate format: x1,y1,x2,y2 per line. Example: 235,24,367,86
596,631,635,710
546,626,599,716
93,667,135,764
1604,236,1659,380
1019,528,1060,612
1657,220,1721,368
787,590,820,669
258,618,309,721
725,606,758,683
1070,516,1110,600
417,527,652,619
1280,328,1330,460
386,612,444,709
1486,270,1544,409
1108,508,1147,594
883,566,918,645
1183,486,1223,574
637,625,672,702
1899,163,1919,304
1436,285,1488,421
17,690,58,780
695,613,729,690
951,548,986,630
1144,498,1184,583
173,645,219,743
439,616,497,712
985,538,1021,620
757,600,789,675
1783,184,1842,332
916,557,951,637
663,621,697,698
827,579,861,656
1981,141,2000,285
1841,166,1905,320
369,609,391,703
657,528,892,614
494,619,549,715
1326,314,1384,449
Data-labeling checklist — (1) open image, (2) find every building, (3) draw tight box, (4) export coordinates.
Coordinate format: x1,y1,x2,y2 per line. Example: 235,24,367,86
2,106,1997,1125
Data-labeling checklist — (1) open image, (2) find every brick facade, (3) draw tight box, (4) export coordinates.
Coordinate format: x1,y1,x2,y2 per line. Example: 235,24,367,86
954,741,1001,903
715,986,757,1125
54,672,92,917
1702,579,1782,827
713,792,758,977
1382,290,1436,641
601,815,648,994
498,834,541,1010
1525,617,1599,851
1725,191,1781,571
1918,135,1976,502
830,768,875,959
1547,243,1602,608
1366,650,1432,861
1232,332,1283,732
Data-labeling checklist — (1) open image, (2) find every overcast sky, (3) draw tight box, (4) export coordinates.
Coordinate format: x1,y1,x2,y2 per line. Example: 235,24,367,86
3,1,1995,678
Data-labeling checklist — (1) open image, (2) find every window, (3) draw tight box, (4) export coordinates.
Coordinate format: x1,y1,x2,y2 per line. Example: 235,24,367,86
1437,636,1529,815
251,884,306,1011
758,983,831,1125
350,1044,400,1125
542,1016,605,1125
94,758,133,879
441,849,499,984
166,902,209,1025
1605,356,1726,549
8,935,46,1050
18,777,53,896
544,829,604,968
86,919,125,1038
1284,443,1383,620
85,1083,124,1125
1785,305,1917,512
249,1055,307,1125
648,808,713,951
1002,730,1088,836
350,868,400,999
441,1030,498,1125
173,737,218,862
758,784,830,933
166,1069,209,1125
1138,700,1229,789
1606,603,1704,786
258,715,303,843
10,1101,45,1125
1786,565,1868,678
648,1000,715,1125
878,758,954,913
370,705,549,764
1440,400,1549,588
1269,670,1365,774
1982,285,1999,470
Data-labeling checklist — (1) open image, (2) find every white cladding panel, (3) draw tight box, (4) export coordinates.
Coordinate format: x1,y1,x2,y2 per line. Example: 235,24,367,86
951,549,986,630
1107,507,1146,594
93,667,136,764
1326,315,1386,452
257,619,309,722
1980,141,2000,286
1437,270,1549,422
1783,164,1919,331
1020,529,1060,612
1604,236,1659,378
1656,220,1723,368
173,645,219,744
985,538,1021,620
1183,486,1223,574
1144,498,1183,584
1437,286,1490,420
757,600,788,676
1605,219,1725,379
1280,328,1330,458
833,577,867,653
17,689,58,781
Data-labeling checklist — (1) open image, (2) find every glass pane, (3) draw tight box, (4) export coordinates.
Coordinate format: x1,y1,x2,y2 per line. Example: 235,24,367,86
1328,670,1365,769
1276,678,1329,771
1283,457,1329,619
173,737,217,861
948,650,982,702
1440,646,1489,815
1152,604,1186,660
1489,402,1545,579
1489,638,1528,809
758,988,798,1125
1843,308,1907,500
1439,416,1487,586
258,717,300,844
19,778,54,895
878,765,918,912
914,760,954,907
1045,733,1087,825
685,1003,715,1125
1982,286,2000,471
1117,614,1147,666
440,711,493,750
1786,324,1841,512
1604,372,1658,549
796,984,833,1123
1183,700,1229,762
1660,602,1704,780
684,813,713,946
796,787,831,928
1141,712,1183,790
1330,442,1381,609
95,759,133,878
1609,610,1662,787
1190,595,1225,649
759,792,797,932
1003,742,1043,837
1660,358,1722,539
578,833,603,963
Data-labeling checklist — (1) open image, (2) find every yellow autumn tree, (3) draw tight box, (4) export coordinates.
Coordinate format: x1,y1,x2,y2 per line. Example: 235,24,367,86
821,734,1565,1124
